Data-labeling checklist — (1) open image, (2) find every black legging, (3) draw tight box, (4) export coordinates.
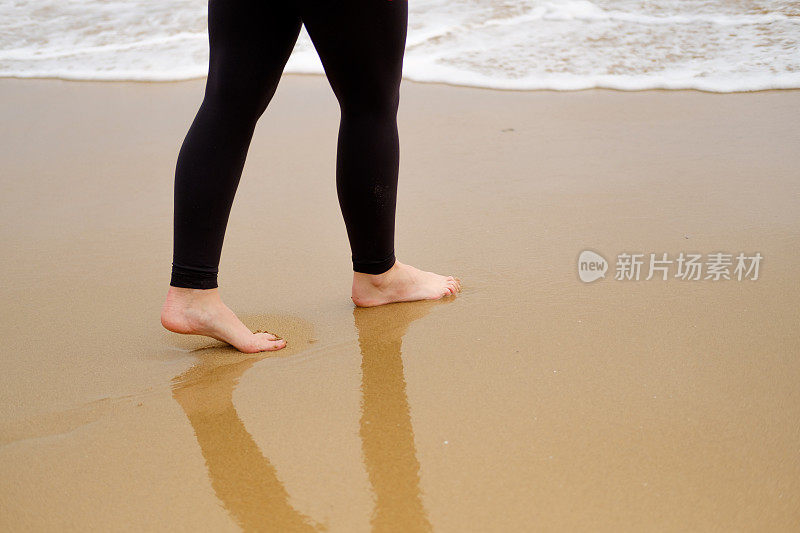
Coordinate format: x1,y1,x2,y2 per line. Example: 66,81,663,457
170,0,408,289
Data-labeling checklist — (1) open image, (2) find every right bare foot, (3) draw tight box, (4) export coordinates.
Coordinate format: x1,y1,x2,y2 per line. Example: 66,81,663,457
160,286,286,353
351,260,461,307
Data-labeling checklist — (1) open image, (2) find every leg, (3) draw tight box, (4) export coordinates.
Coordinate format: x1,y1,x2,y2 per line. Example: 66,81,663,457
301,0,461,306
162,0,301,352
171,0,301,289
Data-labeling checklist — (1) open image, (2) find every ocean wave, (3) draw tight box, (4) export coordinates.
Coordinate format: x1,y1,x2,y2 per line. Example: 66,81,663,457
1,0,799,92
481,1,794,26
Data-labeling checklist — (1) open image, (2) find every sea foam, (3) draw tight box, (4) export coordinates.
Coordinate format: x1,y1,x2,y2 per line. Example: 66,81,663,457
1,0,798,92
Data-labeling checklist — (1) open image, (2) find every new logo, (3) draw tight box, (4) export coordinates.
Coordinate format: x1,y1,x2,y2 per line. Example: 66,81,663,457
578,250,608,283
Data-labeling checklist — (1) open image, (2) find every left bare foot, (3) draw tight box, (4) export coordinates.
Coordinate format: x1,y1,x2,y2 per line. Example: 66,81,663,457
161,286,286,353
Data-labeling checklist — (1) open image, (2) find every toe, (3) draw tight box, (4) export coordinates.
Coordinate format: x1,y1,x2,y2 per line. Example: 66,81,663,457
264,339,287,351
260,338,286,352
251,333,286,352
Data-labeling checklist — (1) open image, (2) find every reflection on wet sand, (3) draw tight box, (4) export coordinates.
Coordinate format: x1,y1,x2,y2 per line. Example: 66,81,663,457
172,354,319,532
173,302,445,532
355,301,442,533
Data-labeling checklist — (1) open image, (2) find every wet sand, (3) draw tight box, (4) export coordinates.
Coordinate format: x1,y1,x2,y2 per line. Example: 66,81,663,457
1,76,799,531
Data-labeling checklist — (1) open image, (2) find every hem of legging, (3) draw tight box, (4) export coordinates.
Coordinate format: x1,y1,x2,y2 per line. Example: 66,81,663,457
353,252,396,275
170,264,219,290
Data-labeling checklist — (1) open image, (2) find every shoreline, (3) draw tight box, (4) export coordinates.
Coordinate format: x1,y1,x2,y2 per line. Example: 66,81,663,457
3,72,800,95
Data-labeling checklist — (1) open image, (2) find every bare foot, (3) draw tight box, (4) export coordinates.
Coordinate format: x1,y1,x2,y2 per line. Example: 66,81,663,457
160,287,286,353
351,260,461,307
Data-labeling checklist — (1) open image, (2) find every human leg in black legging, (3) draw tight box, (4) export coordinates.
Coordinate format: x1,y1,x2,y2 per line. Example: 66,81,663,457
163,0,299,352
170,0,301,290
301,0,406,275
162,0,460,353
300,0,459,307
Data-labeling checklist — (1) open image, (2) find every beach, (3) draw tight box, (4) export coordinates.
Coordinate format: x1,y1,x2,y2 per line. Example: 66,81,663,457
1,76,799,531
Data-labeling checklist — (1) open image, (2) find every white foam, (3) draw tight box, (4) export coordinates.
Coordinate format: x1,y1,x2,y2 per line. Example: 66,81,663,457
487,1,793,25
1,0,799,92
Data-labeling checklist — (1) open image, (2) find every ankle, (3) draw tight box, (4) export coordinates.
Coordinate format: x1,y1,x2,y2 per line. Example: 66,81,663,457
353,261,399,289
166,285,220,306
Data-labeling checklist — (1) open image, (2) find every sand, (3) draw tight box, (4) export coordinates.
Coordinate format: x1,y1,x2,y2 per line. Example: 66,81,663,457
1,75,799,531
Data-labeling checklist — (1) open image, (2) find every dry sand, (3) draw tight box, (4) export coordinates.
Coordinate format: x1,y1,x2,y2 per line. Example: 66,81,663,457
1,75,799,531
